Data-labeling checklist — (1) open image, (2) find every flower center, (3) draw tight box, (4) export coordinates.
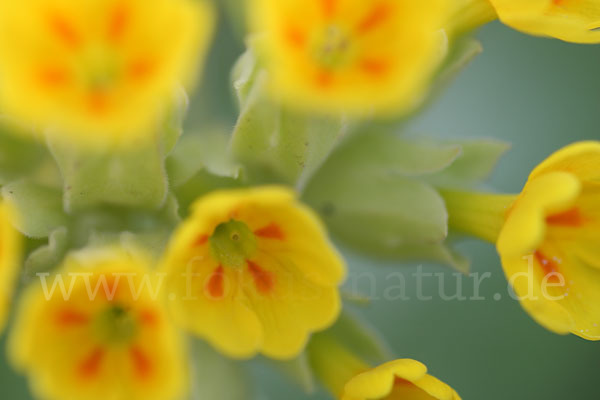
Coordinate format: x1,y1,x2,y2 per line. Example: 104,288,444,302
92,305,138,345
313,25,353,69
210,219,257,268
81,45,120,91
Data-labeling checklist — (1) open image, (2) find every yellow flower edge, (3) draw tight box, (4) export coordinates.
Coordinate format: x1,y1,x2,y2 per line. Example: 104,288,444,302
0,0,215,147
488,0,600,43
497,141,600,339
162,186,346,359
342,359,462,400
248,0,449,117
9,247,187,400
0,201,21,334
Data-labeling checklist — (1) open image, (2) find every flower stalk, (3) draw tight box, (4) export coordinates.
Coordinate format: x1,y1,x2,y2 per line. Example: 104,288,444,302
440,189,517,243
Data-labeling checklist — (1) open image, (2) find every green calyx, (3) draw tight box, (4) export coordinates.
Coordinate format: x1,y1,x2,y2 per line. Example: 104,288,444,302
93,305,139,345
209,219,257,268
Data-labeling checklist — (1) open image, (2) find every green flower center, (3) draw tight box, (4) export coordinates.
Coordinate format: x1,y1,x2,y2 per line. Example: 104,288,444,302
313,25,354,69
210,219,257,268
93,305,138,345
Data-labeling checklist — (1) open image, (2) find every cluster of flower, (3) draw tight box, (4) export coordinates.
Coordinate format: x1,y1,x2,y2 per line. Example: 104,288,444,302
0,1,598,400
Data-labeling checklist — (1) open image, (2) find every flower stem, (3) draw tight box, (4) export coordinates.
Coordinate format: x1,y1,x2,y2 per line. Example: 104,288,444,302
440,189,517,244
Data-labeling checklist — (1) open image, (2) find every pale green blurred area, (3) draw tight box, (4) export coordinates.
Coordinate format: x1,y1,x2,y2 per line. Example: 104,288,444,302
2,9,600,400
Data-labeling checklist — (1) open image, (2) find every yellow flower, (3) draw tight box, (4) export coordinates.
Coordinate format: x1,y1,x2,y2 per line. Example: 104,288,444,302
0,202,21,334
443,141,600,339
342,360,462,400
308,335,462,400
9,247,186,400
0,0,214,147
487,0,600,43
161,186,346,359
248,0,448,116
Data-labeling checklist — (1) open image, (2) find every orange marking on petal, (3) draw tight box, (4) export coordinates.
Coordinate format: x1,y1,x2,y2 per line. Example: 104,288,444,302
78,348,104,379
284,25,306,48
138,310,158,326
108,3,130,43
56,309,89,326
128,58,155,81
316,70,334,88
535,251,562,284
394,377,414,386
48,13,80,48
87,91,110,114
320,0,336,18
357,3,390,35
247,261,274,294
130,346,152,379
206,266,225,299
38,67,71,87
359,58,388,78
193,234,209,247
546,208,585,227
255,223,285,240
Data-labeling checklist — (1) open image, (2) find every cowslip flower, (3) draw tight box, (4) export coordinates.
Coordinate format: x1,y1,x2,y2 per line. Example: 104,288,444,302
486,0,600,43
161,186,346,359
0,202,21,334
0,0,214,147
248,0,448,116
442,141,600,339
9,248,186,400
308,335,462,400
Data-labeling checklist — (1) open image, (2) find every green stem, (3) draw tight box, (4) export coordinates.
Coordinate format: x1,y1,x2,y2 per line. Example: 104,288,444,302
307,334,368,399
440,189,517,244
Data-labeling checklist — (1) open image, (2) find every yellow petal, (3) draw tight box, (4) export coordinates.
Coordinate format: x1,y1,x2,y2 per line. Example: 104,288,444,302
0,201,21,334
529,141,600,181
343,359,427,399
410,374,462,400
489,0,600,43
165,258,263,359
500,254,574,335
497,171,581,257
242,251,342,359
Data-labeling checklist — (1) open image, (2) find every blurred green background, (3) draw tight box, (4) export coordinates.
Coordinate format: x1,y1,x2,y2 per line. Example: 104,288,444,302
2,5,600,399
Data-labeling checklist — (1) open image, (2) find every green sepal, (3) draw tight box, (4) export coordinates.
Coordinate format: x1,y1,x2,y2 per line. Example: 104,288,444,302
325,310,391,366
425,138,511,188
23,227,70,279
49,140,169,213
303,131,508,271
0,119,47,185
303,132,454,253
161,88,189,156
231,46,346,188
48,91,188,213
166,129,241,188
2,179,68,238
435,37,483,91
377,240,470,274
69,194,180,249
189,340,254,400
174,170,243,217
